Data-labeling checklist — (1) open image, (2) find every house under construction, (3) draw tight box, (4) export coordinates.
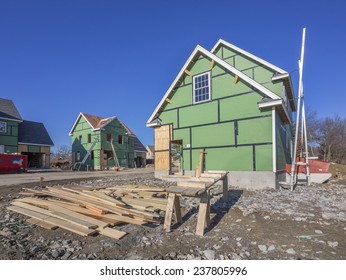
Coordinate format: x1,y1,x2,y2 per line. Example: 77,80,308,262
69,112,146,170
146,39,296,189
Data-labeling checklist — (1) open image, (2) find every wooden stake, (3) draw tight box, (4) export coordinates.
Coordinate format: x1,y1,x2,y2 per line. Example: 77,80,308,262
164,193,176,232
196,191,210,236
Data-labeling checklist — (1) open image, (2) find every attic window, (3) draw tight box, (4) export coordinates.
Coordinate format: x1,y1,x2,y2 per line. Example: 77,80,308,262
0,121,6,133
118,135,123,144
193,72,211,104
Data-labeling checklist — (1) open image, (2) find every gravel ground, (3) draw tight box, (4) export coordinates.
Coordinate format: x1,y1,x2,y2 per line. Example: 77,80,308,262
0,171,345,260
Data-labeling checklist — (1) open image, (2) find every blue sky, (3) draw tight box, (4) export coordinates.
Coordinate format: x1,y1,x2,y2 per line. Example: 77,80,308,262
0,0,345,150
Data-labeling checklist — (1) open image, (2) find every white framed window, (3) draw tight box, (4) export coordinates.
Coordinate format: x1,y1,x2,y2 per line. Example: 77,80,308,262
193,72,211,104
0,121,7,133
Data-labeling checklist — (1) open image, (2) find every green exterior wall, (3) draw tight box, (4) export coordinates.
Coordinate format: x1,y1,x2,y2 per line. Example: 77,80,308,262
0,119,19,153
71,116,135,170
157,54,277,172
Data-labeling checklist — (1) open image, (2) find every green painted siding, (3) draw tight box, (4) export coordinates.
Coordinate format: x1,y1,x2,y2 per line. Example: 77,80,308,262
0,120,19,153
71,115,135,170
214,46,286,97
28,145,40,153
179,102,218,127
157,55,275,172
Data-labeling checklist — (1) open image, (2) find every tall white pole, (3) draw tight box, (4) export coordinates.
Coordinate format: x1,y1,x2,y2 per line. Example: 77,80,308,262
290,27,306,191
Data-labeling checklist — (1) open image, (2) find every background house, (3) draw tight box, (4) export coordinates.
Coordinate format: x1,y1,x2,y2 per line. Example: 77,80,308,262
69,112,146,170
0,97,54,168
146,145,154,164
146,39,296,189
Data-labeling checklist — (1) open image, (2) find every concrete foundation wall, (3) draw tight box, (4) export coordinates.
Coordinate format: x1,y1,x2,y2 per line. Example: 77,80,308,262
155,169,282,190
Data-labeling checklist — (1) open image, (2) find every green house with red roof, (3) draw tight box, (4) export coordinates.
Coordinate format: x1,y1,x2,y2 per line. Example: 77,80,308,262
69,112,146,170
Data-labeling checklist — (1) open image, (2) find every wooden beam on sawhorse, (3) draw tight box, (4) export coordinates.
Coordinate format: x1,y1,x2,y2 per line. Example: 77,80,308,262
163,193,182,232
196,191,211,236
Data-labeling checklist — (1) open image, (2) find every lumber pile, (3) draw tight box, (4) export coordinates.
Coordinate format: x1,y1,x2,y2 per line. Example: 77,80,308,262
8,185,167,240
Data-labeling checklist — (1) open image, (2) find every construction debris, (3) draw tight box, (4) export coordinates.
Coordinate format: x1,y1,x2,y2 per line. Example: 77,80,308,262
8,185,167,240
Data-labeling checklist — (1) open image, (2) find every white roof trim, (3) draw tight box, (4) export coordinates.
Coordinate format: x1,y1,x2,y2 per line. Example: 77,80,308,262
258,99,283,108
18,142,53,147
211,39,287,74
147,45,281,125
69,113,94,136
272,73,289,81
0,117,23,123
258,99,292,124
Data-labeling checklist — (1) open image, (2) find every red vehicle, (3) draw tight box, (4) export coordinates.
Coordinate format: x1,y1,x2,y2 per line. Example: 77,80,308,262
0,154,28,173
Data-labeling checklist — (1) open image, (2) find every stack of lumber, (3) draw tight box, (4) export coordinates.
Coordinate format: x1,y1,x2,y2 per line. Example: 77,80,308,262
7,185,167,240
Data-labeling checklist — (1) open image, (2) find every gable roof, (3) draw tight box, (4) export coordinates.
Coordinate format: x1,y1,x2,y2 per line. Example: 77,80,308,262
211,39,296,111
147,44,284,125
69,112,116,135
69,112,146,151
0,97,23,122
18,120,54,146
146,145,154,153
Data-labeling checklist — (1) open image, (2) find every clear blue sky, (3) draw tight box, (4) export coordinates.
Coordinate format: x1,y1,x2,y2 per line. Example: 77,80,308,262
0,0,345,150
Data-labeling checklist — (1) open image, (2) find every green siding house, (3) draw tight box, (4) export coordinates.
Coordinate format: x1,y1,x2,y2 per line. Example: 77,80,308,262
69,112,146,170
146,39,296,189
0,98,54,168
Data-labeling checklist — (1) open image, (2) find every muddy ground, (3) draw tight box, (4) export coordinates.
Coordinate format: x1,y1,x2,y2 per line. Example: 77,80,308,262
0,169,345,260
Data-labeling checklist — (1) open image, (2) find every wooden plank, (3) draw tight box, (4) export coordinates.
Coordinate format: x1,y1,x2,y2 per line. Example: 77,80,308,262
26,218,59,230
164,193,175,232
85,205,107,215
48,204,109,229
7,206,97,236
62,187,125,206
50,212,98,229
44,188,158,219
12,201,98,229
177,181,206,188
200,173,222,179
196,192,210,236
210,59,215,69
98,227,127,240
165,98,173,104
184,69,193,77
173,195,182,224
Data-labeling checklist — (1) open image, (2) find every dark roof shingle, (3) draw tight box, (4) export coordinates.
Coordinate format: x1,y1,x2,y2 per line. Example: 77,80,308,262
18,120,54,146
0,98,22,121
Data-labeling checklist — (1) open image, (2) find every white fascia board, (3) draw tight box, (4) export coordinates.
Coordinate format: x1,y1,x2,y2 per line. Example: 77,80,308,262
272,107,276,173
18,142,54,147
211,39,287,74
147,45,281,125
272,73,289,81
0,117,23,123
97,116,117,129
258,99,292,125
68,113,95,136
146,45,202,125
258,99,283,108
271,73,297,112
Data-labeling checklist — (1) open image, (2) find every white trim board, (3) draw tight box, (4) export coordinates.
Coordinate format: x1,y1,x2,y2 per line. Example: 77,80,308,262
211,39,287,74
146,45,281,126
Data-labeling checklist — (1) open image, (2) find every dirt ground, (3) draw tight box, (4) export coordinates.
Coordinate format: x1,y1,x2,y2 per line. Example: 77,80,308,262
0,168,345,260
